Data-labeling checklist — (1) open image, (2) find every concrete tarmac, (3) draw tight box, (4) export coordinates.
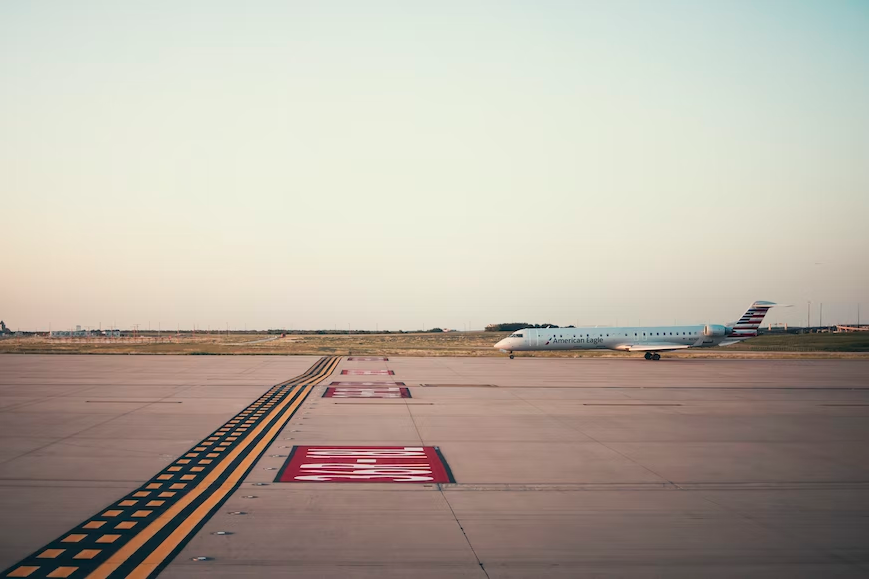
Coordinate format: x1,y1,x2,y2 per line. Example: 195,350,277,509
2,355,869,577
0,354,320,574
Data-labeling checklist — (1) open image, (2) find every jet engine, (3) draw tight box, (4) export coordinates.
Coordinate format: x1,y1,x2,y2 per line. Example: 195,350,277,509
703,324,727,337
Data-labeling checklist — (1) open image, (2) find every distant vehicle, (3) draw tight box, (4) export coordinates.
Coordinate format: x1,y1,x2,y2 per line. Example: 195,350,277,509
494,301,784,360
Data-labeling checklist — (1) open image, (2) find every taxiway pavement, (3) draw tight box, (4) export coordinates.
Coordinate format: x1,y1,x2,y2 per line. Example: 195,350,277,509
2,356,868,578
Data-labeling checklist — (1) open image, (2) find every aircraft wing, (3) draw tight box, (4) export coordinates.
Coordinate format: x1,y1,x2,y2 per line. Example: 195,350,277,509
626,344,692,352
718,339,748,347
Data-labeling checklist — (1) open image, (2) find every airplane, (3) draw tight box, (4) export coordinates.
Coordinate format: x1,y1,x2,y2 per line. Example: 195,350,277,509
493,301,785,360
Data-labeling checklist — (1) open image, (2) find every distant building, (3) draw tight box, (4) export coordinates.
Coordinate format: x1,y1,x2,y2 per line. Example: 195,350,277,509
51,330,89,338
835,325,869,333
50,327,121,338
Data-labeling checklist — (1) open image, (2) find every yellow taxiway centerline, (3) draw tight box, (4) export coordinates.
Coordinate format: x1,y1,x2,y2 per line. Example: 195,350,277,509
87,357,339,579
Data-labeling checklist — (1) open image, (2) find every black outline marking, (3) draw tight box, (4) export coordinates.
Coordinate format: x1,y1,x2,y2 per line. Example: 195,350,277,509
273,445,455,484
1,356,339,579
329,381,406,386
116,383,318,578
273,446,300,483
434,446,456,484
321,386,412,399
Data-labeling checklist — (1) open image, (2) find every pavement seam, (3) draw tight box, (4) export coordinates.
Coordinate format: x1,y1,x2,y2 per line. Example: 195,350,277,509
0,372,250,468
693,491,867,572
0,401,168,468
516,395,684,488
401,375,491,578
0,383,109,413
438,490,491,579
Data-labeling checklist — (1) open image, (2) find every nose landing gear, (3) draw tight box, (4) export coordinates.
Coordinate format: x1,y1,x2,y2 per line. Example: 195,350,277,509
509,353,515,359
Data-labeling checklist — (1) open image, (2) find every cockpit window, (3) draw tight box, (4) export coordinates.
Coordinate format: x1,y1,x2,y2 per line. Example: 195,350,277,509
510,333,524,338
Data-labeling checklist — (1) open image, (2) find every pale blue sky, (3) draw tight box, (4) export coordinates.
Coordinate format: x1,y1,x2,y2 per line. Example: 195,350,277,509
2,1,867,331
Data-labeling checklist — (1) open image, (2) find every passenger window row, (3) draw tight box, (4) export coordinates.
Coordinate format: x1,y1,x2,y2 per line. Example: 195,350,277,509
633,332,697,336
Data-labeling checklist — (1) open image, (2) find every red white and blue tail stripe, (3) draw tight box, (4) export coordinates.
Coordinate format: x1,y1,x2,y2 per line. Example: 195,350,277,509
730,301,777,338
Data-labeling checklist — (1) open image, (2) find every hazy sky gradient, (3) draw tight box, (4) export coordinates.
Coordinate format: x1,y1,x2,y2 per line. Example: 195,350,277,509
2,1,867,331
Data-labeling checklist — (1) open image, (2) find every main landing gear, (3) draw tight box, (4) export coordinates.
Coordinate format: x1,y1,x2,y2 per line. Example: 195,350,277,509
644,352,661,361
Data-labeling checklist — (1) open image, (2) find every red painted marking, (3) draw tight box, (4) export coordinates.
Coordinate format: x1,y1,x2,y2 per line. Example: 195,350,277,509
329,380,404,386
276,446,452,483
324,387,411,398
347,357,389,361
341,369,395,375
330,381,406,386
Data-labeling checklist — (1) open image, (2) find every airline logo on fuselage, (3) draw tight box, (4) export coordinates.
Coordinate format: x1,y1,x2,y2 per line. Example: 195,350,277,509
545,336,603,346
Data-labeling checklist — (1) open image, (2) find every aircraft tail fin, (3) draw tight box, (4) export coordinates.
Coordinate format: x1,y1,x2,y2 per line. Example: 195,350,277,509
729,301,779,338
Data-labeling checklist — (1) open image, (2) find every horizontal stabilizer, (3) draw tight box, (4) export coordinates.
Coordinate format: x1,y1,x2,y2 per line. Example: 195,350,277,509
627,344,691,352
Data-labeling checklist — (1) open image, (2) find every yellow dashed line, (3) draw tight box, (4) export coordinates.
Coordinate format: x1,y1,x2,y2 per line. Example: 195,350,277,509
83,522,106,529
88,357,339,579
96,536,120,544
3,357,338,579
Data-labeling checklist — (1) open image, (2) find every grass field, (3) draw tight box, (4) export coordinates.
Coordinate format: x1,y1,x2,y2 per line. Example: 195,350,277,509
723,332,869,352
1,331,868,358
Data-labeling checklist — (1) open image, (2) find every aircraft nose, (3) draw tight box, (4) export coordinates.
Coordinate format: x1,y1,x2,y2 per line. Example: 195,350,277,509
494,339,508,349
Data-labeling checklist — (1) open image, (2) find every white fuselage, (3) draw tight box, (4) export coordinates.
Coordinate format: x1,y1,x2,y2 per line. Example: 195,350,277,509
494,325,725,353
